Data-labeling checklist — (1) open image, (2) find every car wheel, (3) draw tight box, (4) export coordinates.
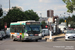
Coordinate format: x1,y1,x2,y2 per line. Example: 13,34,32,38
42,35,44,37
65,39,67,41
4,36,6,39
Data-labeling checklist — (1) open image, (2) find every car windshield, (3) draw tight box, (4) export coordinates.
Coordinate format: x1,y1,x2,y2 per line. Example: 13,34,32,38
66,30,75,33
42,30,49,33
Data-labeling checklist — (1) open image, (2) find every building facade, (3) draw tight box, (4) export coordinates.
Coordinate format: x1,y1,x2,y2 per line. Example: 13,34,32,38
47,10,54,17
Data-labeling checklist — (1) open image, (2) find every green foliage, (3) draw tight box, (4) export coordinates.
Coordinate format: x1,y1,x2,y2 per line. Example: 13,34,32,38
68,21,75,28
0,8,3,17
0,6,39,29
41,21,47,28
62,0,75,13
66,15,75,27
72,15,75,22
25,10,39,21
59,18,64,24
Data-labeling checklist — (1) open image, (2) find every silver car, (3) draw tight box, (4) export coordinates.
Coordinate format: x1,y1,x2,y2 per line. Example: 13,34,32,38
0,31,6,39
42,29,49,36
65,30,75,41
0,33,3,40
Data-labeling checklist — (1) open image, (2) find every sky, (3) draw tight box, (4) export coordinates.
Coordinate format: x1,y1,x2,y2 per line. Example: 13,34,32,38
0,0,75,18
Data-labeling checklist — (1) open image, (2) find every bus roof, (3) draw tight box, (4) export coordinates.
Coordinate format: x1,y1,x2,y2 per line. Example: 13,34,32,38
10,20,41,25
10,22,25,25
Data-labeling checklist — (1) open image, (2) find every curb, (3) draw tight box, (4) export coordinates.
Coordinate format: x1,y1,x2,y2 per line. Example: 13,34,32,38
52,36,65,41
44,36,65,42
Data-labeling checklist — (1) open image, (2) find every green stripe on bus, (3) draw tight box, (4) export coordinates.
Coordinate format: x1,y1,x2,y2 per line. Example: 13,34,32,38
22,33,24,38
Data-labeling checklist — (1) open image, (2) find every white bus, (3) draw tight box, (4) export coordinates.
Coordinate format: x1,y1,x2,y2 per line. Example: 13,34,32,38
10,21,42,42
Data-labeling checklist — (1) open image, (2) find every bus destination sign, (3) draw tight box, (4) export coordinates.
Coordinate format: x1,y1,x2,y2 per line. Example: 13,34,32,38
26,22,40,25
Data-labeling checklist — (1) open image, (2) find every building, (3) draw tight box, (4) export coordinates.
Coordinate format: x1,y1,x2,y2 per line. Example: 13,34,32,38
47,10,54,17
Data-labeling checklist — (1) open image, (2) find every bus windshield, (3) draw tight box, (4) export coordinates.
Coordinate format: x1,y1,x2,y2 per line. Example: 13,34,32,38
26,25,41,33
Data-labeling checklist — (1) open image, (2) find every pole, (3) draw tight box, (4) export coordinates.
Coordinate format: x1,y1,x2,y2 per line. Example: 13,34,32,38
0,4,2,8
49,22,52,39
9,0,10,10
55,19,57,35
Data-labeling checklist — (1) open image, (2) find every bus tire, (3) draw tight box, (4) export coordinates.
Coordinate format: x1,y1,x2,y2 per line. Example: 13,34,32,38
0,38,3,40
35,39,38,42
12,36,16,41
13,37,15,41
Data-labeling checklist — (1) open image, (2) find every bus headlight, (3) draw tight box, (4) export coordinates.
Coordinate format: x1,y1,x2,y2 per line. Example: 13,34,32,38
39,34,42,36
25,33,29,36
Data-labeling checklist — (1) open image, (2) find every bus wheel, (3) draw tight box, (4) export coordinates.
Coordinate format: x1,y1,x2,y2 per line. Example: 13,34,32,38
12,36,16,41
0,38,3,40
35,39,38,42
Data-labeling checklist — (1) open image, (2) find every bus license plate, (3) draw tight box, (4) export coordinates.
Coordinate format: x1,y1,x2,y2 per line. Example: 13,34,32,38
30,34,33,36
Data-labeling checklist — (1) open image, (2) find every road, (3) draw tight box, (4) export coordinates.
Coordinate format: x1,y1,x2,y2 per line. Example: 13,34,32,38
0,38,75,50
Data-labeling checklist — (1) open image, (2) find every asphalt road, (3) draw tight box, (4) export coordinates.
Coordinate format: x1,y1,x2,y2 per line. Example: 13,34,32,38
0,38,75,50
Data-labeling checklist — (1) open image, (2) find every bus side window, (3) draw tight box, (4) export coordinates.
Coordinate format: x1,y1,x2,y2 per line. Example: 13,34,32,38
22,26,25,33
10,26,15,32
20,30,22,33
22,28,23,33
14,28,16,32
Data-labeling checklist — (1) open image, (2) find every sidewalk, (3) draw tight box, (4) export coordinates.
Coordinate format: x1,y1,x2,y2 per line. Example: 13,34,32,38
42,33,65,42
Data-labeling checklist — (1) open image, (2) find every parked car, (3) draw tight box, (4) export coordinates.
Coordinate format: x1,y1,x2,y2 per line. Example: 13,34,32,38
65,30,75,41
0,31,6,39
0,33,3,40
6,28,10,38
42,29,49,36
42,29,53,36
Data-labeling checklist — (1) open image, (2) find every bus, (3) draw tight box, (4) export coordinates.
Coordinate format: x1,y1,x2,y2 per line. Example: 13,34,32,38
10,21,42,42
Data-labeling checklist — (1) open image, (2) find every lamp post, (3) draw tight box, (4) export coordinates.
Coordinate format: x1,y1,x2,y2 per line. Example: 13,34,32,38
9,0,10,10
48,17,53,40
0,4,2,8
55,19,57,34
49,22,52,39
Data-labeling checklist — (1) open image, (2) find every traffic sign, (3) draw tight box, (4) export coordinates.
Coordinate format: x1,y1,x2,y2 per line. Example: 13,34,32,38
48,17,53,22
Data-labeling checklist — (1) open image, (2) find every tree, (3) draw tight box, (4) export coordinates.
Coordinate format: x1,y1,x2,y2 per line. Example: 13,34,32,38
66,15,75,27
72,15,75,22
25,10,39,21
0,6,39,29
62,0,75,13
59,18,64,24
3,6,25,27
0,7,3,17
68,21,75,28
41,21,47,28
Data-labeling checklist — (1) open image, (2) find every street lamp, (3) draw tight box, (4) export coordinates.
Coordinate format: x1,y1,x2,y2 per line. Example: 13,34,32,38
48,17,53,40
55,19,57,34
9,0,10,10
